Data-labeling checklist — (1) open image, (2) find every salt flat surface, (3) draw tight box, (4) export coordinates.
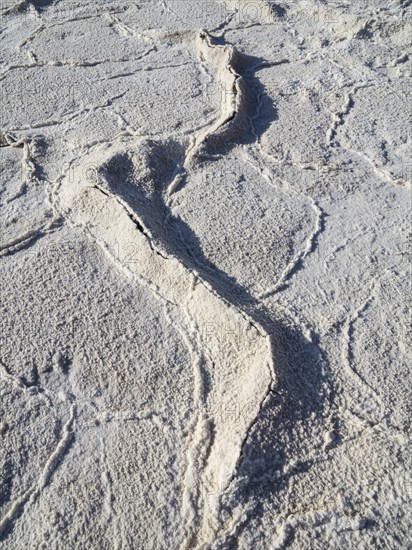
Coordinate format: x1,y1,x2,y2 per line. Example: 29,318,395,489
0,1,411,548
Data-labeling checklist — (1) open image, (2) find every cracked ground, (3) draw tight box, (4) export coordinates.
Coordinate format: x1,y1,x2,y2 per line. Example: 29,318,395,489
0,1,411,549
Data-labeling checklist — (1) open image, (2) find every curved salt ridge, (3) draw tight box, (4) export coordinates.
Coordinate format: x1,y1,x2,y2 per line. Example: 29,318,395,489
56,138,274,546
184,31,243,166
167,31,250,199
55,30,273,545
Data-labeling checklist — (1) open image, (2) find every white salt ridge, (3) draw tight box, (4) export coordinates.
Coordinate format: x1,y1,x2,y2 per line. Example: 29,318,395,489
54,32,277,543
